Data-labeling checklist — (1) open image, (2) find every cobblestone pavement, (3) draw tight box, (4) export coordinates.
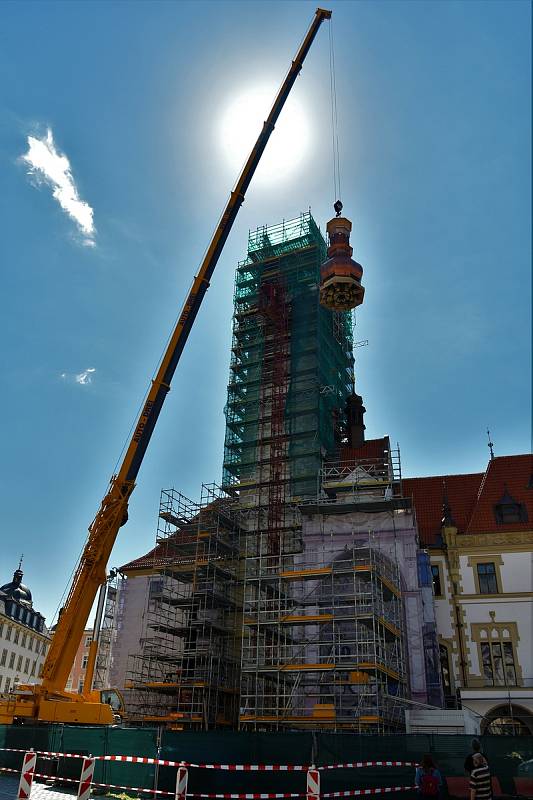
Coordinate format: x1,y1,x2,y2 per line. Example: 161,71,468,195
0,777,80,800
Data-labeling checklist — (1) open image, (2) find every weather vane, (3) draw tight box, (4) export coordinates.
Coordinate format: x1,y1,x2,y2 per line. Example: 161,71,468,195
487,428,494,460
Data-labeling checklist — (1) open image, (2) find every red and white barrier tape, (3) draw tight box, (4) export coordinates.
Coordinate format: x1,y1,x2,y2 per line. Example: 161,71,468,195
0,768,174,796
321,787,417,798
0,748,418,772
0,749,85,760
186,794,307,799
319,762,417,771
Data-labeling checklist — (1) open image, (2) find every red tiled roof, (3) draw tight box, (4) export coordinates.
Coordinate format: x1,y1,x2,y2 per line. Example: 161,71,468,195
466,453,533,534
403,453,533,546
403,472,483,546
120,546,160,573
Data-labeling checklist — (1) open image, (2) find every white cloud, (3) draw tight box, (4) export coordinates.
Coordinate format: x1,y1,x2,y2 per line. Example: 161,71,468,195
75,368,96,385
22,128,95,246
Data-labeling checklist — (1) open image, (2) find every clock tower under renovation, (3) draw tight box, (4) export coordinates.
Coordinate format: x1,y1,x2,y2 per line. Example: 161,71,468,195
123,213,440,731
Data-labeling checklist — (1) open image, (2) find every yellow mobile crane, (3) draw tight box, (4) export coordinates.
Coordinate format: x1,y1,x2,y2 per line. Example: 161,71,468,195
0,7,332,726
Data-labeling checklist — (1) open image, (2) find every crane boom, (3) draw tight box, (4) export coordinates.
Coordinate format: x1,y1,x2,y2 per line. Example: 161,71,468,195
1,7,332,724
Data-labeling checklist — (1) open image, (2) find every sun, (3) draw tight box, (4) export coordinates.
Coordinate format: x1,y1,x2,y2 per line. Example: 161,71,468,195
219,84,310,184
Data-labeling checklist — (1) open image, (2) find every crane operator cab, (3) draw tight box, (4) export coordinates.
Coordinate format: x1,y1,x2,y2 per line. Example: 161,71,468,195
98,688,125,723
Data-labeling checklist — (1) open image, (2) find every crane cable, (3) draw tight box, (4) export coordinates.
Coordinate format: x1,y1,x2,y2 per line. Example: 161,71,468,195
328,17,342,205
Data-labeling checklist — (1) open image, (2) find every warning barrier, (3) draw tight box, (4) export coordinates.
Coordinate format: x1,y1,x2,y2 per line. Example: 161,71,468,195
16,751,36,800
0,747,418,799
77,757,95,800
176,767,188,800
307,768,320,800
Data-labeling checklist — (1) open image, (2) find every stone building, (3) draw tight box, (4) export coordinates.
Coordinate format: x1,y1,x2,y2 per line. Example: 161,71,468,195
404,452,533,734
0,565,51,693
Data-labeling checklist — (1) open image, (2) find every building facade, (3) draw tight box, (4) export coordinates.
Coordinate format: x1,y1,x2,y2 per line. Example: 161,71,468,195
0,566,50,694
404,453,533,734
64,628,93,694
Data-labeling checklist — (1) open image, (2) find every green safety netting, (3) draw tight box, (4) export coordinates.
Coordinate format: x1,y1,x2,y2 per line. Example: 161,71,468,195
1,728,532,796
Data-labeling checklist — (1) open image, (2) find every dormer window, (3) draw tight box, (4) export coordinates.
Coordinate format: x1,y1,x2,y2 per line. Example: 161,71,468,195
494,488,527,525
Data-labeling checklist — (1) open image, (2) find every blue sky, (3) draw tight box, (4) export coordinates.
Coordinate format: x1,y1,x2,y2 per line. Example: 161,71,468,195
0,0,530,624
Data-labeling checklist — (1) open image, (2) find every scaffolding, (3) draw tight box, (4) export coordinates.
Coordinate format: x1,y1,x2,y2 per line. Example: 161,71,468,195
125,484,243,729
122,214,410,732
222,212,354,501
93,572,119,691
240,527,407,733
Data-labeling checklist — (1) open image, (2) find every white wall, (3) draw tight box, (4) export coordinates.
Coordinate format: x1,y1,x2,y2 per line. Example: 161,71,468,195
0,614,50,692
109,574,151,690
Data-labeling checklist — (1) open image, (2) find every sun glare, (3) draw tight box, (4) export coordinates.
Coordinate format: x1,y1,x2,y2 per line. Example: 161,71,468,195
219,85,310,184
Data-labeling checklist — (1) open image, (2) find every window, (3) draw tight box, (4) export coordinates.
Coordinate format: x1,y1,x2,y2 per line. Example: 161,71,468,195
82,655,89,670
431,565,443,597
481,641,517,686
30,661,36,677
85,637,92,647
13,629,19,645
0,676,2,691
494,489,528,524
9,652,15,669
66,680,73,691
16,655,23,671
78,680,84,694
24,658,30,674
28,637,33,652
4,678,10,693
495,503,526,524
21,633,27,648
0,649,7,666
5,626,11,641
477,563,499,594
0,622,4,638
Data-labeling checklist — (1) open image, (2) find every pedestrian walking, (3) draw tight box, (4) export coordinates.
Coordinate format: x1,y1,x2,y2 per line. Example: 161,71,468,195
470,753,492,800
415,754,443,798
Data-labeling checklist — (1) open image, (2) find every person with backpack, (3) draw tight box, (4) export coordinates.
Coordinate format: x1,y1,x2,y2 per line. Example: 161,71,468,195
470,753,492,800
464,738,486,775
415,754,443,799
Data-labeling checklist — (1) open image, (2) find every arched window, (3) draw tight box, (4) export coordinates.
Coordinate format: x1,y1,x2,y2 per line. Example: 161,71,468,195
483,704,533,736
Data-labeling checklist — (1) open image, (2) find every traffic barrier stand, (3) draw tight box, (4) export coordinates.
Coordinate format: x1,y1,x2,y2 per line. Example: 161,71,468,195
77,757,95,800
306,768,320,800
17,750,36,800
175,766,188,800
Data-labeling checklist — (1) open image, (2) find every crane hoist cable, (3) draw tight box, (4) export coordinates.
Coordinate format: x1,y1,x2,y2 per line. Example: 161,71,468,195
328,16,342,207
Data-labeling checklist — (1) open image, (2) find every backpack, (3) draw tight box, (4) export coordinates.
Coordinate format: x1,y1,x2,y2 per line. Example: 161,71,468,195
420,769,439,796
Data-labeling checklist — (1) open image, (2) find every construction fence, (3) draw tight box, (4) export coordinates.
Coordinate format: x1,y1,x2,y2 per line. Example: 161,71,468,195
0,727,532,797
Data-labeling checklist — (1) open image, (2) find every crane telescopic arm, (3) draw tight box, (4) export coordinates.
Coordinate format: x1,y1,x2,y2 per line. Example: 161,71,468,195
40,7,332,698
